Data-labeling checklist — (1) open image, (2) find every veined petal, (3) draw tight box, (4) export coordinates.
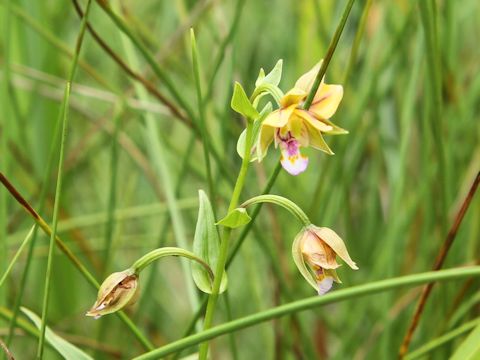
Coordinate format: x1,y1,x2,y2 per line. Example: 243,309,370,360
263,104,296,128
280,88,307,107
295,109,333,132
280,140,308,175
294,61,323,93
312,226,359,270
304,122,334,155
310,84,343,120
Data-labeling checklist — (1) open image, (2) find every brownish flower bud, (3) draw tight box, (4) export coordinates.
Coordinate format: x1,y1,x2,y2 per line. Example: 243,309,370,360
86,269,139,319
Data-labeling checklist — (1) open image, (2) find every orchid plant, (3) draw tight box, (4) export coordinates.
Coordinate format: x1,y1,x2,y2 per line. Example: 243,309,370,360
87,58,358,359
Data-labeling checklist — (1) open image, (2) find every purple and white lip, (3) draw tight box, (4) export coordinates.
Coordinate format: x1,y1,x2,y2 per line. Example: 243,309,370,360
277,131,308,175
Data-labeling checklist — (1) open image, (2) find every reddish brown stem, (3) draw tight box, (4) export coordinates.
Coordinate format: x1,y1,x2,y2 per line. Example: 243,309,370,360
399,171,480,358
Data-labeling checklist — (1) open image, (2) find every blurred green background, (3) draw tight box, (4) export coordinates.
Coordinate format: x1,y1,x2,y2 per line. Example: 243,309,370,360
1,0,479,358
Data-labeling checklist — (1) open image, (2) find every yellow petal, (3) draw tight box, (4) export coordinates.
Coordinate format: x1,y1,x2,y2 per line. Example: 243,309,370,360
296,109,333,132
311,226,358,270
280,88,307,107
309,83,343,119
294,61,323,93
304,122,334,154
262,104,296,128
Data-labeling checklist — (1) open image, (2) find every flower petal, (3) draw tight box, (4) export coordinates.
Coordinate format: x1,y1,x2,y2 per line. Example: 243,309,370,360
304,122,334,155
280,88,307,107
288,114,309,146
262,104,296,128
319,118,349,135
309,83,343,120
280,140,308,175
312,226,359,270
294,61,323,93
295,109,333,132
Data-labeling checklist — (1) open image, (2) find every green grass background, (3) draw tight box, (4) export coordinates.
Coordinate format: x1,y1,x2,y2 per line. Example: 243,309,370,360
1,0,479,358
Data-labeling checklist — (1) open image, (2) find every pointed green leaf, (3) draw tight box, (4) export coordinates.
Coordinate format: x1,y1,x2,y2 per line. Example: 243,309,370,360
21,307,93,360
216,208,251,228
261,59,283,86
255,68,266,87
231,82,259,120
192,190,227,294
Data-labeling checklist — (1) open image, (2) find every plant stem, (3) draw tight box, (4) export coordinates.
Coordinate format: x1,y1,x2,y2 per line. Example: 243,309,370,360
241,194,311,227
36,1,93,358
133,266,480,360
198,121,253,359
191,29,215,205
131,247,214,280
303,0,356,109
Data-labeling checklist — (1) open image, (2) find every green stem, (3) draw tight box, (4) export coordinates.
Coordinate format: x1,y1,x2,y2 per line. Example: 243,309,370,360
36,1,93,358
240,194,310,226
191,29,215,205
303,0,356,109
131,247,214,280
198,120,254,359
133,266,480,360
0,226,35,288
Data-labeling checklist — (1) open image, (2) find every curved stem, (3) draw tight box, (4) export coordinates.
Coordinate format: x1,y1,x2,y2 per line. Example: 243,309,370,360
131,247,214,281
133,266,480,360
241,194,310,226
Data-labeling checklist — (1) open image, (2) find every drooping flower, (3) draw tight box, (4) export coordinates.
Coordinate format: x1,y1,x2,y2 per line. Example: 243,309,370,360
257,62,347,175
292,225,358,295
86,269,139,319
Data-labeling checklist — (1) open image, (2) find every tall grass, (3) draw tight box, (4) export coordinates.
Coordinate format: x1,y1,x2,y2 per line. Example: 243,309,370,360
1,0,479,359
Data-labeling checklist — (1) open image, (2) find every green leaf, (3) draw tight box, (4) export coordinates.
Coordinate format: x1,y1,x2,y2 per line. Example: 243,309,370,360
231,82,259,120
255,59,283,87
192,190,227,294
216,208,251,228
451,322,480,360
21,307,93,360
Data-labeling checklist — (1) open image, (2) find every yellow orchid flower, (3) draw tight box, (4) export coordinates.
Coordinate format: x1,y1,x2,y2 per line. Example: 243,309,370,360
258,62,347,175
292,225,358,295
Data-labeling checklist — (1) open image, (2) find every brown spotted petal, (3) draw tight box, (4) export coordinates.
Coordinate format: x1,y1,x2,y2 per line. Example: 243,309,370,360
86,269,139,319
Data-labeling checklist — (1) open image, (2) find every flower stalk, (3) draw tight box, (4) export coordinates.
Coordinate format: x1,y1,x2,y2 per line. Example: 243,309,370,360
240,194,311,227
199,116,255,360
